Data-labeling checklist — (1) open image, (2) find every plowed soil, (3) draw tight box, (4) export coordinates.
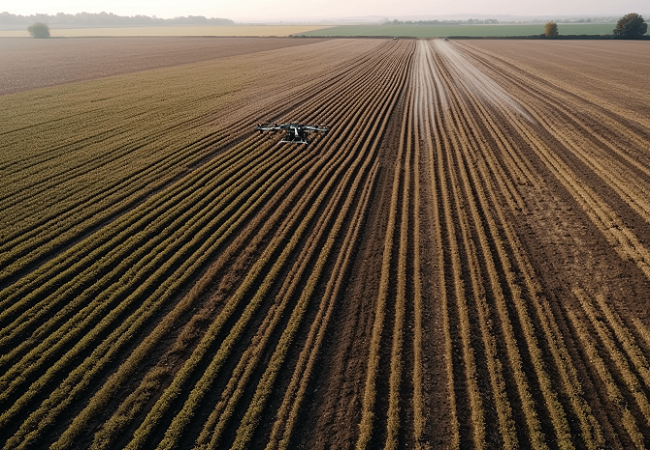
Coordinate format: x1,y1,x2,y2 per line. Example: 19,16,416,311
2,38,650,450
0,37,325,95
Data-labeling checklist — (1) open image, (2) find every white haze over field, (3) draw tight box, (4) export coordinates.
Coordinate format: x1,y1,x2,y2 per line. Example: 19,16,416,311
432,40,533,122
5,0,650,22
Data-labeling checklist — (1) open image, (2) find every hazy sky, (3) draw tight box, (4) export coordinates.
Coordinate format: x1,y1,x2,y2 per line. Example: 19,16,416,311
4,0,649,22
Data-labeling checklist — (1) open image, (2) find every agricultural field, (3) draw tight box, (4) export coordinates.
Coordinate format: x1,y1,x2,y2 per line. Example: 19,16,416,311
0,25,332,38
296,23,619,38
2,37,650,450
0,37,325,96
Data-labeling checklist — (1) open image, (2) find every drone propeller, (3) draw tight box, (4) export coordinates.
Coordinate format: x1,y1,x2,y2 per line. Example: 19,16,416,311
255,122,330,144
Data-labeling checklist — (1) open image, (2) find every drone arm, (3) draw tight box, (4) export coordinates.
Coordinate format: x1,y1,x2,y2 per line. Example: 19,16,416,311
301,126,330,134
256,124,283,132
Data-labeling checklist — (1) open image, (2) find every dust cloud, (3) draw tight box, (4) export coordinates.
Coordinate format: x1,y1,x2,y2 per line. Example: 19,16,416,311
432,39,532,121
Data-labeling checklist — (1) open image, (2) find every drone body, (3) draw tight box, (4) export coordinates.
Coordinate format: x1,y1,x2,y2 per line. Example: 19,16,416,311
256,123,329,144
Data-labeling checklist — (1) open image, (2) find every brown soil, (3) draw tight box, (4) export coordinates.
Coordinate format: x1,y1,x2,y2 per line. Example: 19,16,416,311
2,38,650,450
0,36,325,96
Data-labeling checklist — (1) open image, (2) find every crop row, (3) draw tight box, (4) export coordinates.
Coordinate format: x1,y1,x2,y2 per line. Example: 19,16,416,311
3,38,650,450
0,41,376,287
0,39,396,448
127,40,414,450
0,39,418,449
429,40,650,449
403,40,617,449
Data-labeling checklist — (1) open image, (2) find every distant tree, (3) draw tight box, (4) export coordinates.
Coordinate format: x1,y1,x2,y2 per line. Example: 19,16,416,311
27,22,50,38
613,13,647,38
544,21,558,38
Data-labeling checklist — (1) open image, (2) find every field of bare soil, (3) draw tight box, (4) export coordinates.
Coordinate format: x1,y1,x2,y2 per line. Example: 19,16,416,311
0,37,325,95
0,25,332,39
1,38,650,450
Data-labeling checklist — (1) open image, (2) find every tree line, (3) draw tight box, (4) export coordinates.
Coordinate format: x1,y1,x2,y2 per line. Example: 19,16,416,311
1,11,234,27
545,13,647,39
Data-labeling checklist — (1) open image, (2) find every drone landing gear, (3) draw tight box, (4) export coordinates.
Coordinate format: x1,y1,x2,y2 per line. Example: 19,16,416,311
256,123,329,145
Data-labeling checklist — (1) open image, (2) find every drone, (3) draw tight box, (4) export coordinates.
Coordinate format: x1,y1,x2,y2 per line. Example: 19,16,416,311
256,123,330,144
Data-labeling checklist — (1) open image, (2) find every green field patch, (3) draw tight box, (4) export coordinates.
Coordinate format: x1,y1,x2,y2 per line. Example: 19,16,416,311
296,23,618,38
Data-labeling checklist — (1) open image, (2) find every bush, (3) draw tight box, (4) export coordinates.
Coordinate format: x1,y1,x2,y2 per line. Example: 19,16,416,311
544,21,559,38
27,22,50,38
613,13,647,39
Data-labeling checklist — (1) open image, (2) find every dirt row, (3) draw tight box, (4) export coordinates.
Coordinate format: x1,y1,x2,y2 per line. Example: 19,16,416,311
0,38,416,450
1,38,650,450
298,39,650,449
425,39,650,449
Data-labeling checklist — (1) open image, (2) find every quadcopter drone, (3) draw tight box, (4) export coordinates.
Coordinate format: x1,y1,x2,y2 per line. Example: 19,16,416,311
255,123,330,144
